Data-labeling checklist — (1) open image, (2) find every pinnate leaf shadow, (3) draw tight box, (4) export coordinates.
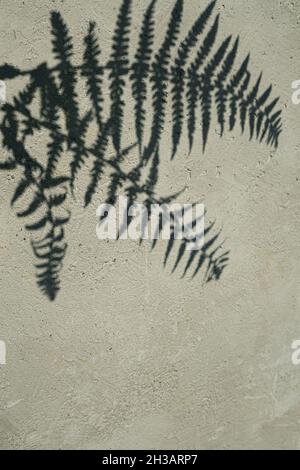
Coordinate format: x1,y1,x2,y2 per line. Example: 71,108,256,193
0,0,282,300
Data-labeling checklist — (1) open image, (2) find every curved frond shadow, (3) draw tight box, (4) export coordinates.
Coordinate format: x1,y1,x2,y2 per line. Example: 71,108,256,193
0,1,282,300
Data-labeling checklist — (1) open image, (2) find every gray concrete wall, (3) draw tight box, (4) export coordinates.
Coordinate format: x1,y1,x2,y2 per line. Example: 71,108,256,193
0,0,299,449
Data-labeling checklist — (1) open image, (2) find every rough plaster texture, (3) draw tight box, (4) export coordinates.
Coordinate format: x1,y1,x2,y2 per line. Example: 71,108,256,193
0,0,299,450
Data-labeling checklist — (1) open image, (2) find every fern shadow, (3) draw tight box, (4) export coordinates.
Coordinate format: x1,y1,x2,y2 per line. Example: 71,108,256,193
0,0,282,300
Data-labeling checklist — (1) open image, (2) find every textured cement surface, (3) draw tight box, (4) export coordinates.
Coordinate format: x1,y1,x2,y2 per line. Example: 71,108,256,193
0,0,300,450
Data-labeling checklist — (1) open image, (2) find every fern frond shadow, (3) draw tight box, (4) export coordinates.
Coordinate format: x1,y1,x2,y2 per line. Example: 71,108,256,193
0,0,283,300
161,212,229,282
